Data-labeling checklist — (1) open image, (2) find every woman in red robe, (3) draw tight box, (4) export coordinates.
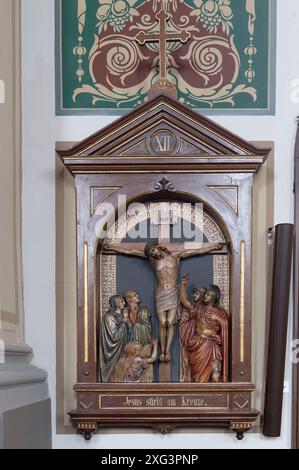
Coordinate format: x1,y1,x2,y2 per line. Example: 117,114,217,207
179,275,229,383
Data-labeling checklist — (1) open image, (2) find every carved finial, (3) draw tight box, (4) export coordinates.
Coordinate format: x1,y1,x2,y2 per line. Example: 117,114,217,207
77,422,97,440
154,177,176,192
155,424,176,435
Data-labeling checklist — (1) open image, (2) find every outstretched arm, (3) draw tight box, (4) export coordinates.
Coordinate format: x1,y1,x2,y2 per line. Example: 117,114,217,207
175,241,224,259
179,276,193,312
102,241,146,259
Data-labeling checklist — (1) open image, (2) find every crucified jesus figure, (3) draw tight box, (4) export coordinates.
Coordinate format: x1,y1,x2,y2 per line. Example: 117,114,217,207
103,238,224,363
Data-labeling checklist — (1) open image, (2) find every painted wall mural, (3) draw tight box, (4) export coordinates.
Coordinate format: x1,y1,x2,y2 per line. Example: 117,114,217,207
56,0,275,115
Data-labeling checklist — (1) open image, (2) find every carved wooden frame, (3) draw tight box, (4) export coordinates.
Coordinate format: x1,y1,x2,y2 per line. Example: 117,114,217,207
57,95,270,441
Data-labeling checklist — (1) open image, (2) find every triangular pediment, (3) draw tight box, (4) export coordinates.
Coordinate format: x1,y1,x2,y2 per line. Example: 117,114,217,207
58,95,270,173
106,116,240,157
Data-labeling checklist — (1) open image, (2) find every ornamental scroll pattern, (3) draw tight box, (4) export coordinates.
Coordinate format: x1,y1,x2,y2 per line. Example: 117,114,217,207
57,0,273,113
100,202,229,317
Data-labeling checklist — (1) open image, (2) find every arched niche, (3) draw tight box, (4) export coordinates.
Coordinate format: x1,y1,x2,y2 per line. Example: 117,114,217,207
97,197,231,384
99,199,229,314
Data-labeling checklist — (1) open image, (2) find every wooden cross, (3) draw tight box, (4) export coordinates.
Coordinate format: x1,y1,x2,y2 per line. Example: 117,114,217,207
151,202,177,243
135,9,191,82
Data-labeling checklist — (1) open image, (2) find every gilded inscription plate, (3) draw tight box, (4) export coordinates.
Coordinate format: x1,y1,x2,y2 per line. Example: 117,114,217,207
100,394,229,409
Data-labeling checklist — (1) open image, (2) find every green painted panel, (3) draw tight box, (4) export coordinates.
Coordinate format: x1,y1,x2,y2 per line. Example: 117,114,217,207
56,0,276,115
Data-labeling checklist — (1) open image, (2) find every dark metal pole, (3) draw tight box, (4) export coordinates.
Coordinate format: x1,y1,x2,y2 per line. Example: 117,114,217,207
263,224,294,437
292,120,299,448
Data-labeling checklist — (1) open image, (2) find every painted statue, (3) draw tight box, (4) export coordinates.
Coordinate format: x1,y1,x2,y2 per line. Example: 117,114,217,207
125,339,158,383
99,295,131,383
109,340,158,384
179,274,229,383
104,239,222,363
123,290,152,346
180,283,206,382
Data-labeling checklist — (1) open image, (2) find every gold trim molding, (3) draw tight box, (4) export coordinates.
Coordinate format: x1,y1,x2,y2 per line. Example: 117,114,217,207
240,240,246,362
84,241,89,363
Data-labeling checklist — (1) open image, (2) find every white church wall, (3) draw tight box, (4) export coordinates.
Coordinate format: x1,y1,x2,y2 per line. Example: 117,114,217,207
0,0,51,450
0,0,23,343
22,0,298,449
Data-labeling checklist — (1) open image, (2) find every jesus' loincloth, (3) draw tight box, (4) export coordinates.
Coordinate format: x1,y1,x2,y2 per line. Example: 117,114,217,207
155,286,178,313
